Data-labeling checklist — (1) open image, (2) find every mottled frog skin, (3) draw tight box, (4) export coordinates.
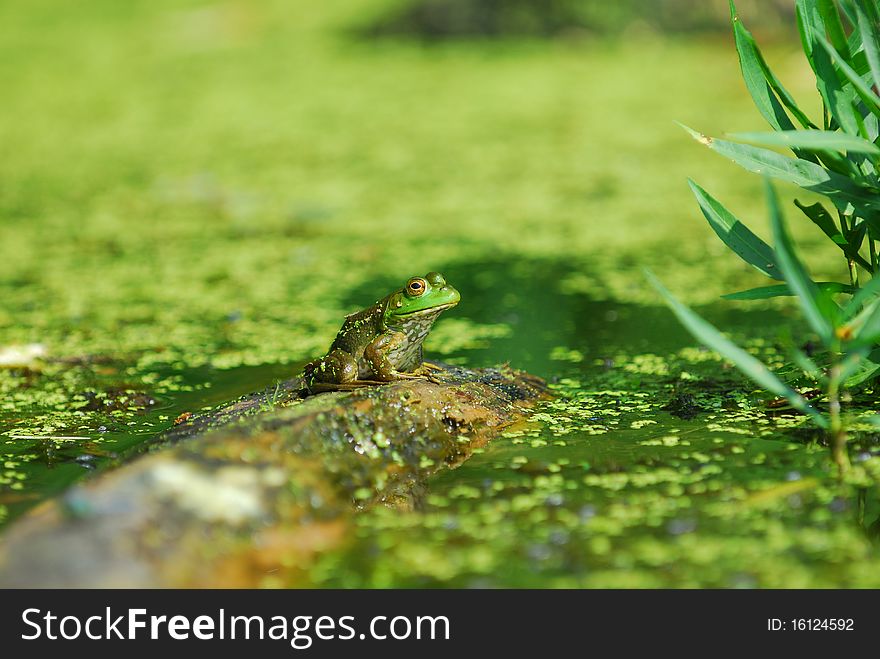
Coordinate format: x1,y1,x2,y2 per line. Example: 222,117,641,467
303,272,460,391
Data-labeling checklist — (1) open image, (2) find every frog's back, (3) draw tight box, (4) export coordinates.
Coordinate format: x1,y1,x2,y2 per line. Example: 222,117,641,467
329,303,385,357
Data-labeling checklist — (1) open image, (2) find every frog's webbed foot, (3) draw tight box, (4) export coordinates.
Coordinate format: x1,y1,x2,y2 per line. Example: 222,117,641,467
309,372,440,393
409,361,454,383
307,379,386,393
411,370,443,384
420,361,451,383
390,371,427,380
387,369,444,385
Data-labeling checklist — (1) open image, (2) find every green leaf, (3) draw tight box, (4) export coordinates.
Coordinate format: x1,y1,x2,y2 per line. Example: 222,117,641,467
812,32,863,135
687,179,782,280
848,289,880,345
681,124,880,225
730,129,880,154
722,281,853,300
840,276,880,344
839,0,860,31
845,348,880,385
854,0,880,89
730,3,813,130
816,34,880,118
844,273,880,318
817,0,851,58
838,346,873,381
851,310,880,346
765,178,836,343
793,200,847,246
792,346,825,380
793,200,872,270
796,0,821,61
646,269,828,428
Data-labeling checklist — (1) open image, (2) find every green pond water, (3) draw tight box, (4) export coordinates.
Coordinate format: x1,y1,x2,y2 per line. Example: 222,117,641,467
2,0,880,586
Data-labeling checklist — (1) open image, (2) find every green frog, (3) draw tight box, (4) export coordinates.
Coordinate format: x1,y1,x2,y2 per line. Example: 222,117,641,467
303,272,460,392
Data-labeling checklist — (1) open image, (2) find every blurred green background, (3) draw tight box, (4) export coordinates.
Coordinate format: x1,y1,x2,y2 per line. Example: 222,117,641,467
6,0,880,587
0,0,820,370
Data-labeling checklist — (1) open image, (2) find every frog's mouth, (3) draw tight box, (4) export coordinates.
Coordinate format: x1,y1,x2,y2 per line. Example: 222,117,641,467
395,302,458,318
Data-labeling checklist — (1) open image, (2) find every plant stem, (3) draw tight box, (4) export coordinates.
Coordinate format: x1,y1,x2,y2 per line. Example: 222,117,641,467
857,487,866,528
827,363,850,478
871,239,878,274
839,212,859,287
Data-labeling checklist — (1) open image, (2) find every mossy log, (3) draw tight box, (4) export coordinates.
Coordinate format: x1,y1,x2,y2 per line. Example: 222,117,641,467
0,364,548,587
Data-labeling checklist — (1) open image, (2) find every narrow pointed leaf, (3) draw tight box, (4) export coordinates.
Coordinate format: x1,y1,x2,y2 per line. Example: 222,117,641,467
817,0,851,58
849,293,880,345
687,179,782,280
796,0,821,61
812,32,862,135
839,346,873,381
791,347,825,380
681,124,880,224
841,0,860,33
731,5,812,129
765,179,835,343
844,273,880,318
722,281,853,300
854,0,880,89
647,270,828,428
846,295,880,342
793,199,847,246
845,348,880,385
731,129,880,154
794,201,872,269
816,34,880,118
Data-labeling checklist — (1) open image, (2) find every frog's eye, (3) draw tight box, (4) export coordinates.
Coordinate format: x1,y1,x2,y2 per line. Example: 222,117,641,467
406,278,427,297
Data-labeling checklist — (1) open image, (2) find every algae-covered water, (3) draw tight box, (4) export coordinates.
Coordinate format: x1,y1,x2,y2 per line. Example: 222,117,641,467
2,0,880,586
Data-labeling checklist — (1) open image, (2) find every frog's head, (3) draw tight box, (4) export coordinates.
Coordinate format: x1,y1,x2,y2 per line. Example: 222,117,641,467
386,272,460,322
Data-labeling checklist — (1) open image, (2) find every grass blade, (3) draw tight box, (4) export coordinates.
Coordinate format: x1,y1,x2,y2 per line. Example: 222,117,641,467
647,269,828,428
765,178,836,343
687,179,782,280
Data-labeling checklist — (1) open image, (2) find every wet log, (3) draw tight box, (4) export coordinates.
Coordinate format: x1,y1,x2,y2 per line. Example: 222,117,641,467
0,364,548,587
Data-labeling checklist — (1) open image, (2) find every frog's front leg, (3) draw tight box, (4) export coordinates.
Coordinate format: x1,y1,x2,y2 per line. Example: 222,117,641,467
364,331,426,381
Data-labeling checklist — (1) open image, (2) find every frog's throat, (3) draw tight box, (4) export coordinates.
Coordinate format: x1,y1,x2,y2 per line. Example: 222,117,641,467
384,305,451,372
